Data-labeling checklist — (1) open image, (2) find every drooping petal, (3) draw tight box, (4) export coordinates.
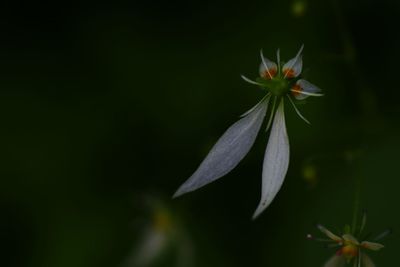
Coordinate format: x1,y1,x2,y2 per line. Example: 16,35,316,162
317,225,342,242
291,79,323,100
361,253,376,267
252,99,289,219
323,254,346,267
173,97,269,198
241,94,270,117
259,50,277,79
282,45,304,78
286,95,310,124
361,241,384,251
241,75,264,86
342,234,360,245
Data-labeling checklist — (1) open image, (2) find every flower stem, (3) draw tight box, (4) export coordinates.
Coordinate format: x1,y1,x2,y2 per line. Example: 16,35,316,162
351,174,362,234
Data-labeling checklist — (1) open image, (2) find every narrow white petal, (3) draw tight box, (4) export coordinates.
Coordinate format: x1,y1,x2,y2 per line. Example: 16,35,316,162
292,79,323,100
290,89,323,99
173,98,269,198
323,255,346,267
259,49,277,79
361,253,376,267
287,95,310,124
297,79,321,92
241,75,264,86
282,56,303,78
252,99,289,219
283,44,304,78
317,224,342,242
241,94,270,117
290,90,323,97
265,96,277,132
361,241,384,251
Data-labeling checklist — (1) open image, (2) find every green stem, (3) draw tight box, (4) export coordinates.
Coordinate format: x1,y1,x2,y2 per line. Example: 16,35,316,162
351,174,362,234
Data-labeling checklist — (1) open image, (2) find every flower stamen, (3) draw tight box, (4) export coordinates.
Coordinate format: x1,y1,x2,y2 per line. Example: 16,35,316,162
283,68,296,78
260,49,276,79
261,69,277,79
287,95,310,124
291,84,303,97
290,89,324,97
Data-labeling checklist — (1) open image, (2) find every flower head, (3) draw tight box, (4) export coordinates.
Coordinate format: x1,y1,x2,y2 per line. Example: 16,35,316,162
309,212,389,267
173,45,322,219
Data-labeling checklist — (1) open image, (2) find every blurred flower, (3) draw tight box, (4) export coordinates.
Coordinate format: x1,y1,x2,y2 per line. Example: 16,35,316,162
124,197,194,267
129,210,170,267
308,212,389,267
174,46,322,219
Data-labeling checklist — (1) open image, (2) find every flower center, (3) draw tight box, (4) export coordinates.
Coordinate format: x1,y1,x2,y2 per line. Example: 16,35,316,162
265,77,290,97
341,244,359,259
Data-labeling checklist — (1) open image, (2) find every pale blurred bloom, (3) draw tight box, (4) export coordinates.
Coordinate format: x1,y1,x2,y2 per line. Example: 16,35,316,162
124,198,194,267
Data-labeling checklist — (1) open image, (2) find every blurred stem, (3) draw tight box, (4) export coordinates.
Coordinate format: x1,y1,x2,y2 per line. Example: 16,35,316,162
351,174,361,234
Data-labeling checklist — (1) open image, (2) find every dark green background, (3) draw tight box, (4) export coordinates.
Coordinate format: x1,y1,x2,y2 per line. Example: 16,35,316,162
1,0,399,266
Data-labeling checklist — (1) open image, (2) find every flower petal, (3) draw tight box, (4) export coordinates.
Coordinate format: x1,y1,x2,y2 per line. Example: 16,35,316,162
131,228,168,266
291,79,323,100
265,96,277,132
282,45,304,78
241,75,264,86
317,225,342,242
342,234,360,245
323,254,346,267
259,50,277,79
361,241,384,251
252,99,289,219
361,253,376,267
241,94,270,117
287,95,310,124
173,97,269,198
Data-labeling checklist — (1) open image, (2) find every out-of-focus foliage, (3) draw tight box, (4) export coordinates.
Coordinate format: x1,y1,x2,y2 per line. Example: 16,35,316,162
0,0,399,266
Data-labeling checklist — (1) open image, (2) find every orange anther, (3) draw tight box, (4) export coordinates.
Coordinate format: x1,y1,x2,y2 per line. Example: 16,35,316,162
341,245,359,258
283,68,296,78
291,84,303,97
261,68,277,79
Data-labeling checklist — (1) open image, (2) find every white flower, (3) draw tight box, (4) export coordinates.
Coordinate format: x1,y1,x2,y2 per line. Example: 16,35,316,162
173,45,323,219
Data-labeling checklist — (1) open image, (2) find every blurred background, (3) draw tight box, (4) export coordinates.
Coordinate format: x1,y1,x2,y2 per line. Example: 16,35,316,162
1,0,399,266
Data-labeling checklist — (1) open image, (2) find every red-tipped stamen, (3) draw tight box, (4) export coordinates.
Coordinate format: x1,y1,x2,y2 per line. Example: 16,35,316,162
261,68,277,79
291,84,303,97
283,68,296,78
